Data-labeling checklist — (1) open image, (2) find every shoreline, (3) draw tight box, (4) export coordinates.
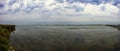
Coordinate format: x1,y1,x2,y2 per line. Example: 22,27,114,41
0,24,15,51
106,25,120,30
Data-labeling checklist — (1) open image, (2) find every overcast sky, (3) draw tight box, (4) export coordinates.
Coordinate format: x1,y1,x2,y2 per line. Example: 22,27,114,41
0,0,120,25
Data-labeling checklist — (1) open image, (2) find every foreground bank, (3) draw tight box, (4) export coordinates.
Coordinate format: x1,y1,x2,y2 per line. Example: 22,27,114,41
0,24,15,51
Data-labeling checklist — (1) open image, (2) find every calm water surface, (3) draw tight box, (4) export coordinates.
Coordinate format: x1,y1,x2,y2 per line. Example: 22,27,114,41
10,26,120,51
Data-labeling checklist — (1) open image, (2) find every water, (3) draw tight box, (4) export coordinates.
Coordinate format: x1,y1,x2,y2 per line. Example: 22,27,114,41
10,26,120,51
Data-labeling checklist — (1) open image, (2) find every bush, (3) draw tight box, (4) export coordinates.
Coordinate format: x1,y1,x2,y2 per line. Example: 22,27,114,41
0,25,15,51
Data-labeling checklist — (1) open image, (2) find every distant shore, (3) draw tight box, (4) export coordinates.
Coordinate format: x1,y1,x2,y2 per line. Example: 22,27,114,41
106,25,120,30
18,24,120,30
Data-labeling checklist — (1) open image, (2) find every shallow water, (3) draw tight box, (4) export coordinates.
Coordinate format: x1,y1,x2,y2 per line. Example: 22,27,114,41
10,26,120,51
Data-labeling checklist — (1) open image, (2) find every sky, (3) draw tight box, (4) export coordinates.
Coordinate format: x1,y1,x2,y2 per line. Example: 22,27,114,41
0,0,120,25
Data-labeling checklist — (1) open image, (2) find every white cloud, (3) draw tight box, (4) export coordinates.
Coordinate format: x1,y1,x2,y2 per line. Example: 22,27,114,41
45,0,55,5
104,3,119,15
82,3,119,16
0,0,120,24
1,0,119,17
11,3,20,9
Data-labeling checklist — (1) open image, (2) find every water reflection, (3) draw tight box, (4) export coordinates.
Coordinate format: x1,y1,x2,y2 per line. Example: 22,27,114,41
10,26,120,51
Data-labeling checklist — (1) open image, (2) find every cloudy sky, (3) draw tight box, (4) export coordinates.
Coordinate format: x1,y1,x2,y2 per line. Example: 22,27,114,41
0,0,120,25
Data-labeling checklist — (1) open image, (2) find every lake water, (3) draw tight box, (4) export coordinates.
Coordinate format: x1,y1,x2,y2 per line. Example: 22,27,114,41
10,26,120,51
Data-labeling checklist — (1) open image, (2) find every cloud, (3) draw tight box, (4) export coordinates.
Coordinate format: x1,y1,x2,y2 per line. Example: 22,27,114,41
65,0,120,5
82,3,119,16
0,0,119,15
0,0,120,24
0,3,4,8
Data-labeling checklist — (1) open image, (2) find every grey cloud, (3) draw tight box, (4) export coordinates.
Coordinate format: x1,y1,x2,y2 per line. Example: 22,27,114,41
8,0,17,5
62,0,120,6
55,0,65,3
0,3,4,8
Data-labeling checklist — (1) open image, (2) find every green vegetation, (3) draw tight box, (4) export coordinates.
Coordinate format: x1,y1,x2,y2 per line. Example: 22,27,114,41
0,24,15,51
